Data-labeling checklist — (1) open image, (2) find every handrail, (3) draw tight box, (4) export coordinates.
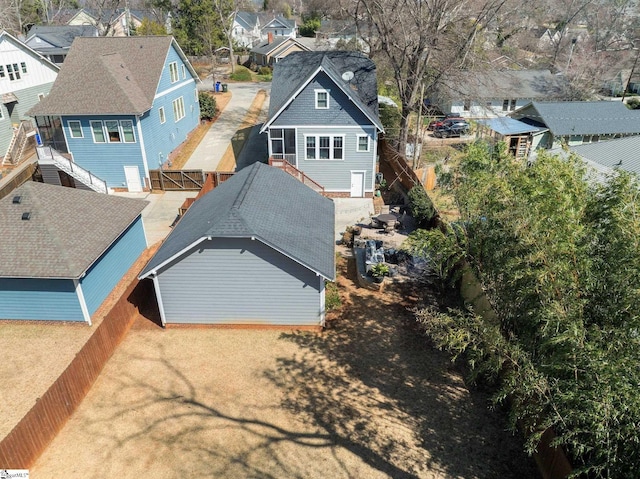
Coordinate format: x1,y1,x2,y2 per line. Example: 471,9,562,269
36,146,108,194
268,157,325,194
4,121,33,165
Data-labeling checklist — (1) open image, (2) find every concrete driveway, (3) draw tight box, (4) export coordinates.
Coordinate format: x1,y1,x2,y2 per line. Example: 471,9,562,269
185,82,271,171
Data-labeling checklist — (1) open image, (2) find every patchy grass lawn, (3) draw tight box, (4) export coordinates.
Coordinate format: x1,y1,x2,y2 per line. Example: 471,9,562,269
31,256,537,478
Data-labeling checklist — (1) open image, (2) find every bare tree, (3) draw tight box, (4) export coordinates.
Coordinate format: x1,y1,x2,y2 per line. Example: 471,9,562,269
340,0,510,150
212,0,237,74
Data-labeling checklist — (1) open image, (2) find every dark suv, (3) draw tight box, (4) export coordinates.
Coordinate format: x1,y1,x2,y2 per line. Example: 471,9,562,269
433,119,470,138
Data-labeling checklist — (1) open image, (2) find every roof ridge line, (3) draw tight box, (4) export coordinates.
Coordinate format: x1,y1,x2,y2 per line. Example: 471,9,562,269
231,163,260,211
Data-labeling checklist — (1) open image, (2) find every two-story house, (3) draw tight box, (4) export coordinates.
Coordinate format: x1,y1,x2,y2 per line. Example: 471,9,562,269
232,12,297,48
0,31,59,165
25,25,98,64
261,51,384,198
28,36,200,192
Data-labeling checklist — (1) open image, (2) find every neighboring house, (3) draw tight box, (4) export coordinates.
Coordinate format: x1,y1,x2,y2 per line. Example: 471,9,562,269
313,19,367,51
66,8,154,36
433,69,566,118
0,31,59,165
260,14,296,40
0,182,147,323
28,36,200,192
261,51,384,198
232,12,296,48
24,25,98,64
139,162,335,327
250,35,310,67
603,69,640,96
509,101,640,150
568,135,640,178
476,117,547,159
232,11,261,48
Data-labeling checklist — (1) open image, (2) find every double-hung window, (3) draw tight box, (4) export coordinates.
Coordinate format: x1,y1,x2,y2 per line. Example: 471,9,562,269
105,120,121,142
173,97,185,122
357,135,370,152
91,121,106,143
169,62,179,83
159,107,166,124
305,134,344,160
6,64,20,81
315,89,329,109
68,120,83,138
121,120,135,143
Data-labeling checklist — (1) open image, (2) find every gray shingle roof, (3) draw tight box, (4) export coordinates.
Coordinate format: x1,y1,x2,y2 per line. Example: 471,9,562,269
266,51,382,131
445,70,566,100
570,135,640,176
28,36,187,116
251,36,298,55
0,183,147,279
140,162,335,280
26,25,97,48
511,101,640,136
235,11,259,29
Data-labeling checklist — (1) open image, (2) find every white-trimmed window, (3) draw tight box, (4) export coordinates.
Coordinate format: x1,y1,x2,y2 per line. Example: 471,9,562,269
0,66,4,78
305,134,345,160
20,62,27,74
121,120,135,143
357,135,370,152
159,106,166,124
172,96,185,122
68,120,83,138
91,120,106,143
6,63,21,81
169,61,179,83
315,89,329,109
182,64,186,79
105,120,121,142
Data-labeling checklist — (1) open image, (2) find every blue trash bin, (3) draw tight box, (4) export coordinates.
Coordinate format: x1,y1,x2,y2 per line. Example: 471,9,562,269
35,133,42,146
215,81,221,92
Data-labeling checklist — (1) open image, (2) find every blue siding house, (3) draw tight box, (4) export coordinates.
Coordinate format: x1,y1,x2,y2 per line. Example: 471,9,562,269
0,182,147,323
261,51,384,197
28,36,200,192
139,162,335,327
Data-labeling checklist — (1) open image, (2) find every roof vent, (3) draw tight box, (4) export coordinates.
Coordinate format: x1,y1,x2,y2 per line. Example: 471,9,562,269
12,195,21,204
21,212,31,221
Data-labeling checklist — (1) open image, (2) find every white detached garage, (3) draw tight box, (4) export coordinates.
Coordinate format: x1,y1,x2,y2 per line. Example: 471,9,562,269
139,162,335,327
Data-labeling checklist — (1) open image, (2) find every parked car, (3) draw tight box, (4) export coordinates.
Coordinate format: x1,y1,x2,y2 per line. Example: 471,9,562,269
433,119,470,138
427,114,464,130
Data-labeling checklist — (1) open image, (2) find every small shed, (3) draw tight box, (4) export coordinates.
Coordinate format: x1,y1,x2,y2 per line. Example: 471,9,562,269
0,182,147,323
139,162,335,327
477,117,547,159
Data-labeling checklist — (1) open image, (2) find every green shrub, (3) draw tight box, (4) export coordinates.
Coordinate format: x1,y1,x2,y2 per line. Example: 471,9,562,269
325,281,341,311
299,17,321,37
198,92,217,120
258,66,272,76
408,185,437,228
626,97,640,110
229,67,252,81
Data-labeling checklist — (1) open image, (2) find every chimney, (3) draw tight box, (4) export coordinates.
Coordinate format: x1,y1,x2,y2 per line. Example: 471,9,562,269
268,32,274,44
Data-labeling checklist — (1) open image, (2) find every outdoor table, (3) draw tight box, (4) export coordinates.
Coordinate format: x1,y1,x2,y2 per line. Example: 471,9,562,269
374,213,398,227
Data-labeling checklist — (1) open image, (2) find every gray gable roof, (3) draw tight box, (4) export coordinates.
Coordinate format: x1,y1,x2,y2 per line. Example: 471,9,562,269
0,31,60,73
0,182,146,279
265,51,383,131
260,14,295,30
28,36,194,116
511,101,640,136
251,36,300,55
140,162,335,280
446,70,566,100
235,11,259,29
570,135,640,176
26,25,97,49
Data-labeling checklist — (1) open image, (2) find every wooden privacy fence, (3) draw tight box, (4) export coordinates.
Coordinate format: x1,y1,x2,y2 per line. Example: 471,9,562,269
378,139,422,192
0,277,152,469
0,162,37,200
178,171,236,216
149,169,206,191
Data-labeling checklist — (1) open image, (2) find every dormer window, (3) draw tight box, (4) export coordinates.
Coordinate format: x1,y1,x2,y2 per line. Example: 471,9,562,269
315,89,329,109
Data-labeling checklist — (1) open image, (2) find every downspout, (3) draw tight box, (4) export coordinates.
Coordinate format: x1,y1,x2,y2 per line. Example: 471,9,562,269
136,115,151,189
74,278,92,326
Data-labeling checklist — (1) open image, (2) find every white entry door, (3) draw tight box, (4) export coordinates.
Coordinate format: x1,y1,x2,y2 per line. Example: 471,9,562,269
124,166,143,192
350,171,365,197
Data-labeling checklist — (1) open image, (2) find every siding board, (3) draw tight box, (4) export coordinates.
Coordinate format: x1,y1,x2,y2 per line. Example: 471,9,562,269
157,238,322,325
0,278,83,321
80,216,147,315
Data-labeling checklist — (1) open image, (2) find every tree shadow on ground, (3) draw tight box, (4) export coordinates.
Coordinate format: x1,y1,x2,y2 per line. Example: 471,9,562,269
266,257,539,478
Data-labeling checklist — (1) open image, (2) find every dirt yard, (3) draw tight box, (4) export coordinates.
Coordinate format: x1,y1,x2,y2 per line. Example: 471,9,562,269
30,255,537,478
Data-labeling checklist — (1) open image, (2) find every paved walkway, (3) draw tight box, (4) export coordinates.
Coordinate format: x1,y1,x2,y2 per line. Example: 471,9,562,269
185,82,271,171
